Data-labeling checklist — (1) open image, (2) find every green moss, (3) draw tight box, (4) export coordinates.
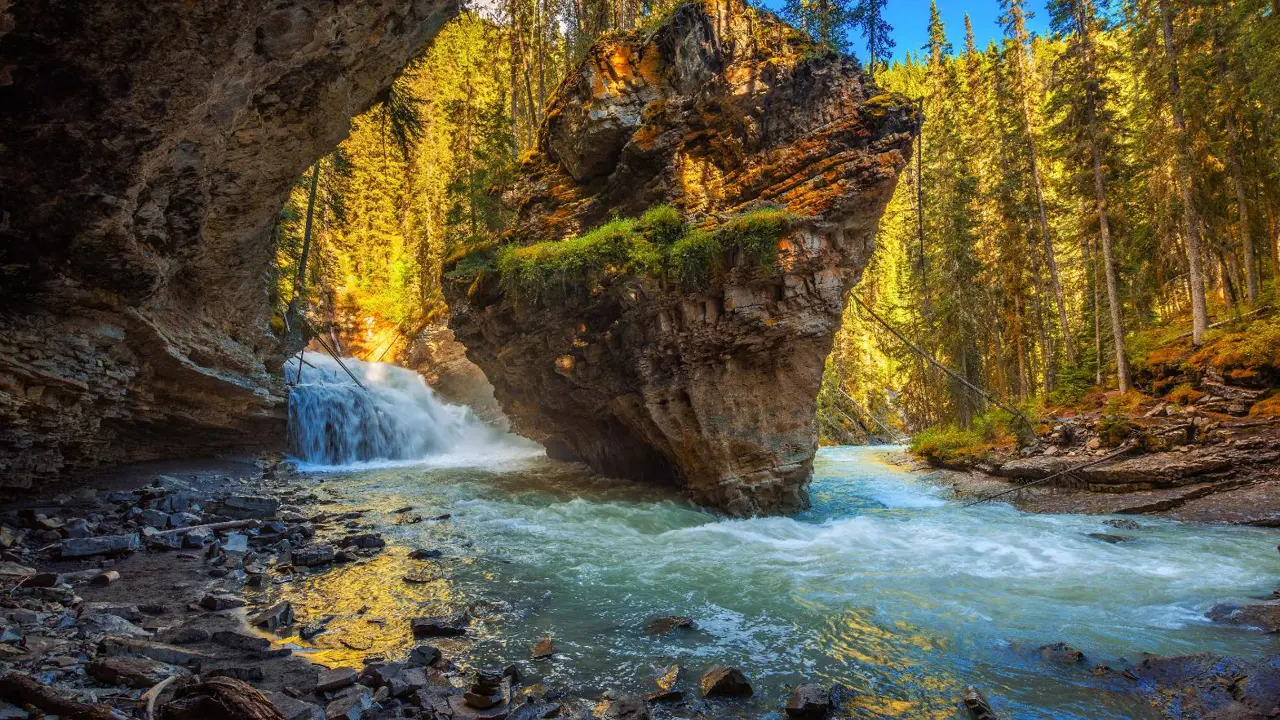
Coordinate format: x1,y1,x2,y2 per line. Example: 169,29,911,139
493,206,793,301
668,229,721,288
714,207,791,270
639,204,686,245
496,218,661,300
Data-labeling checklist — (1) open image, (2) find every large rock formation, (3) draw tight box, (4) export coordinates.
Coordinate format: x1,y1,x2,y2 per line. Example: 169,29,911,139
445,0,918,516
0,0,454,487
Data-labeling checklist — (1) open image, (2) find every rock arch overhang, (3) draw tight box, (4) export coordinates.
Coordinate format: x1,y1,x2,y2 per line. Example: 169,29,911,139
443,0,920,516
0,0,455,488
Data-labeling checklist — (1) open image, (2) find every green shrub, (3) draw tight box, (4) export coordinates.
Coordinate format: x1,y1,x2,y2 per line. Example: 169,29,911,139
715,207,791,271
909,424,986,464
639,205,686,245
497,218,661,300
668,230,721,288
493,206,793,300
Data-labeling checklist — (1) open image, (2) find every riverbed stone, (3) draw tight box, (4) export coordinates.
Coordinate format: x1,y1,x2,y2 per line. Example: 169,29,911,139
292,544,336,567
325,686,373,720
60,533,140,558
411,612,469,637
532,635,553,659
221,495,281,519
408,644,441,666
316,667,359,692
961,686,998,720
1205,602,1280,633
645,616,693,635
201,593,246,611
88,656,173,688
1038,642,1085,664
600,695,650,720
700,666,752,698
250,601,295,631
785,683,830,719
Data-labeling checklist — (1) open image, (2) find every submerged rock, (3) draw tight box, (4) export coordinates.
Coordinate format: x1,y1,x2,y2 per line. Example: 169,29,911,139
1205,602,1280,633
785,683,831,719
699,666,752,698
444,0,917,517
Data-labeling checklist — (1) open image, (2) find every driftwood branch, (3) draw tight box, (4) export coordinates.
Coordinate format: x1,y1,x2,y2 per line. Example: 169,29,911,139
0,673,122,720
962,442,1137,508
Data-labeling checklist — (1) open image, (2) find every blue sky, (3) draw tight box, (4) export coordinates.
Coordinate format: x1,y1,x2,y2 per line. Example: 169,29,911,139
756,0,1052,62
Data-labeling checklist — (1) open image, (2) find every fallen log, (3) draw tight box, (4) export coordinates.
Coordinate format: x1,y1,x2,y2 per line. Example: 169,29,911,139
148,519,262,538
0,672,123,720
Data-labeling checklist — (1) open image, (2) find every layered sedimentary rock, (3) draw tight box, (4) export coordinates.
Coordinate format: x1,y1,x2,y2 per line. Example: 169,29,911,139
445,0,918,515
0,0,454,487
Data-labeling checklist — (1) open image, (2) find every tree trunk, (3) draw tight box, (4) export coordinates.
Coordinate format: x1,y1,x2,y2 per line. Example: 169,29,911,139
1079,0,1131,392
1227,115,1259,304
1159,0,1210,344
1092,236,1103,386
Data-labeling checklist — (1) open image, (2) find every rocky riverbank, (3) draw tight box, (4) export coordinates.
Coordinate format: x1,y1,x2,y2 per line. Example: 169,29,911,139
2,456,1278,720
908,406,1280,527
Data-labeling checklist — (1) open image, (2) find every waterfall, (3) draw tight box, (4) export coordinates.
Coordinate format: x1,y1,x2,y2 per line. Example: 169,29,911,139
285,354,539,469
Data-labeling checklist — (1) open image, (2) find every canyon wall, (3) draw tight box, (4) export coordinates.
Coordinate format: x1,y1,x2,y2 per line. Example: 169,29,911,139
445,0,919,516
0,0,454,488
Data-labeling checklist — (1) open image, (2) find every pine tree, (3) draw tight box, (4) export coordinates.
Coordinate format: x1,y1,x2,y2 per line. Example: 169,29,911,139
1048,0,1132,390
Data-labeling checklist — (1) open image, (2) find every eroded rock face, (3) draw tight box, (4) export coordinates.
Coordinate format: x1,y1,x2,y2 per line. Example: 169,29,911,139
0,0,454,487
445,0,917,515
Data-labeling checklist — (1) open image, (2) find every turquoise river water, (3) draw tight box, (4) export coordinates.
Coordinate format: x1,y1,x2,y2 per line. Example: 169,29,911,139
276,357,1279,719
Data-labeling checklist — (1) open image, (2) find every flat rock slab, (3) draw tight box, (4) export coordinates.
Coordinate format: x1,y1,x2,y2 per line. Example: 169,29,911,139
60,533,140,558
88,656,174,688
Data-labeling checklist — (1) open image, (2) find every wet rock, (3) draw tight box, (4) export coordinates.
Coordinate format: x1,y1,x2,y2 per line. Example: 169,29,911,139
508,703,560,720
1205,602,1280,632
699,666,752,698
410,612,469,637
250,601,295,631
292,544,336,567
166,627,212,645
0,561,36,580
464,669,507,710
785,683,830,719
316,667,359,692
645,616,693,635
961,686,998,720
600,695,650,720
532,635,554,659
60,533,140,558
62,518,93,538
326,685,373,720
223,533,250,557
79,612,153,639
342,533,386,550
201,593,246,611
1038,642,1085,664
89,656,174,688
212,630,271,652
100,636,212,666
1126,652,1280,719
1086,533,1133,544
408,548,443,559
221,495,281,519
265,691,325,720
209,667,267,682
408,645,441,666
1102,518,1141,530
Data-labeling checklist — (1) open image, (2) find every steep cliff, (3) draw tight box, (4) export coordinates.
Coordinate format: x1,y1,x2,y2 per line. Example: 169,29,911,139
445,0,918,515
0,0,454,487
